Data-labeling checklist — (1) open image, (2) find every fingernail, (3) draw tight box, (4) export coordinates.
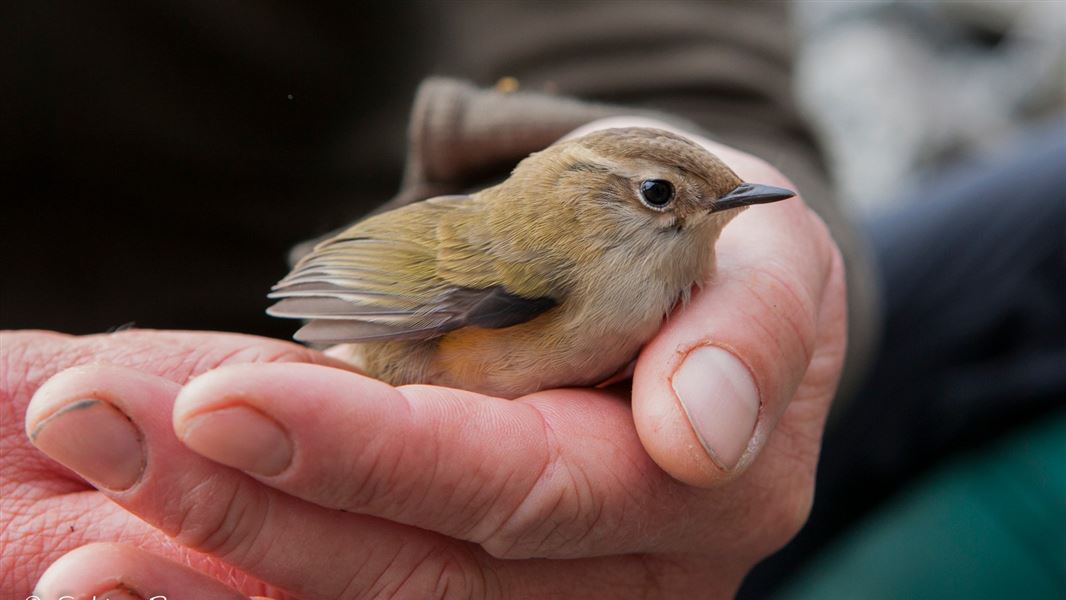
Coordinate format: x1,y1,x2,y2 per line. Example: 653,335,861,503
29,399,145,491
672,346,760,471
180,405,292,476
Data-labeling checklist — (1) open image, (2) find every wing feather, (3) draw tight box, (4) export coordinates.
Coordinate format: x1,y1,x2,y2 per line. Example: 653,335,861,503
268,194,558,343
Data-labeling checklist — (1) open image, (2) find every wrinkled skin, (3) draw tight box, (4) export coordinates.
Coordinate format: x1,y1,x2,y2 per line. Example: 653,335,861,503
7,119,847,599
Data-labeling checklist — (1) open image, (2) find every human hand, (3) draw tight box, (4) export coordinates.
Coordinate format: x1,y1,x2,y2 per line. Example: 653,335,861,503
2,330,348,598
21,118,846,598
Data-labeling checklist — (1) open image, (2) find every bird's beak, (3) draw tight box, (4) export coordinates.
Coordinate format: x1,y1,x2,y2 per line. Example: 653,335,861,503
712,183,795,212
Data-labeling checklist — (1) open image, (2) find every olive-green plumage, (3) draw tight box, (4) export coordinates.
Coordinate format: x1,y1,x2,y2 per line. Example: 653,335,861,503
268,127,794,398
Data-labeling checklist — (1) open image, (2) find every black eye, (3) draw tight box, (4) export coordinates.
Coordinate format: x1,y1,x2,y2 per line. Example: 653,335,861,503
639,179,675,208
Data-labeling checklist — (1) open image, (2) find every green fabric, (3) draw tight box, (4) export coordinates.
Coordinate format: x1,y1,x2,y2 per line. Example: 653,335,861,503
777,409,1066,600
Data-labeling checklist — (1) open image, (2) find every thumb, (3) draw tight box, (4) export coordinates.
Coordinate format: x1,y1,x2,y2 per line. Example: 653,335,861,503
632,197,834,488
565,115,840,488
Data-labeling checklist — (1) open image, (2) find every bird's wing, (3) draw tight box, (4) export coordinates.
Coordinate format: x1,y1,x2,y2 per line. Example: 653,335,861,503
267,195,559,343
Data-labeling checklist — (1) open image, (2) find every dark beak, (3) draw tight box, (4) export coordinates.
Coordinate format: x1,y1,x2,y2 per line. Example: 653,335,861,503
713,183,795,212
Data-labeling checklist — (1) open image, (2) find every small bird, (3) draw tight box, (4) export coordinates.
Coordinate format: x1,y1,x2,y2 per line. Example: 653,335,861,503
268,127,794,398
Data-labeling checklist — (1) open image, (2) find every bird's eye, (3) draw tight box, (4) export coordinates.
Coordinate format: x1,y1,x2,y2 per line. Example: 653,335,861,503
639,179,675,208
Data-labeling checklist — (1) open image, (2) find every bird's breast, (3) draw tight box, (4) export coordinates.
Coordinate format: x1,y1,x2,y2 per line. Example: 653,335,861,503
425,236,712,398
428,280,679,398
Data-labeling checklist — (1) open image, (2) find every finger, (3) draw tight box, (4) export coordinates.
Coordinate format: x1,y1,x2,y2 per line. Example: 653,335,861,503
3,330,351,596
564,117,839,487
26,365,494,599
34,542,248,600
633,177,836,487
172,362,704,559
23,366,741,598
6,329,350,502
704,242,849,564
2,490,278,599
633,197,835,486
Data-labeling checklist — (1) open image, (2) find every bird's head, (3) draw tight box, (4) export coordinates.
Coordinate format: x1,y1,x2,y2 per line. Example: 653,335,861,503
500,127,795,269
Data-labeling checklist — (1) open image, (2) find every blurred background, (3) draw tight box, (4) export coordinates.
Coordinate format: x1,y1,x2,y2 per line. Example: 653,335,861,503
763,3,1065,598
3,1,1064,598
793,0,1065,215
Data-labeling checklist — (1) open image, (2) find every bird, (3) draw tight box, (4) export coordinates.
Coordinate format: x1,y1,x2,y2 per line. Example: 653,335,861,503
267,127,794,399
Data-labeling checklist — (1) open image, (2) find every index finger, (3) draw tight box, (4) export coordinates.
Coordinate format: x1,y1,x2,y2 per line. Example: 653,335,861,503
171,362,706,560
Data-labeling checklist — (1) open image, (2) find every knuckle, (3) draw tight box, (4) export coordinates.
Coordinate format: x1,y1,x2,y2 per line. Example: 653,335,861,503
2,331,79,403
361,543,496,600
310,390,419,514
803,207,844,283
477,418,601,559
767,489,814,551
177,335,312,382
169,475,271,566
193,339,318,374
334,431,411,512
745,261,820,362
754,472,815,557
804,206,835,248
